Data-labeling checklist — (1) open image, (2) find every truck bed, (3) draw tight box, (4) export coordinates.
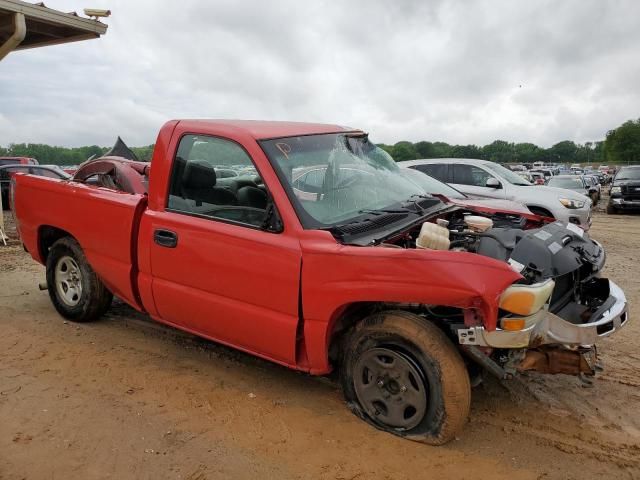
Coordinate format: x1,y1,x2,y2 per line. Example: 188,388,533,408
13,174,146,309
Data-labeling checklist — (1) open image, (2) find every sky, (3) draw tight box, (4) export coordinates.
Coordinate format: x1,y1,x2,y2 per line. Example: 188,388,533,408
1,0,639,148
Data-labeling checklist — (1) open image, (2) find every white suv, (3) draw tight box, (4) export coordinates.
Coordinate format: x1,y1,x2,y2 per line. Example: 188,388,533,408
400,158,592,229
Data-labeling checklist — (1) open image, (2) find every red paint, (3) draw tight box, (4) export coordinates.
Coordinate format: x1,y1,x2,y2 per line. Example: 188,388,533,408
14,120,522,375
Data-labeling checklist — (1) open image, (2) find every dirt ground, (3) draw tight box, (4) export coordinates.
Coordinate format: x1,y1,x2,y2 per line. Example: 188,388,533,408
1,204,639,480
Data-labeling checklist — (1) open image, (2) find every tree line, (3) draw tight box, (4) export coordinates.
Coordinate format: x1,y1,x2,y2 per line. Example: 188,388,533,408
1,118,639,166
379,118,640,165
0,143,155,165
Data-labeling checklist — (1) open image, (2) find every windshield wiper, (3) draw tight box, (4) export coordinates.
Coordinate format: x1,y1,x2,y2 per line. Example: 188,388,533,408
359,207,409,215
403,194,436,215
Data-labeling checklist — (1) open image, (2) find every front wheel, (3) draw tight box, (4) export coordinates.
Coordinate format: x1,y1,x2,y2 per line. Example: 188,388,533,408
46,237,113,322
606,204,618,215
341,310,471,445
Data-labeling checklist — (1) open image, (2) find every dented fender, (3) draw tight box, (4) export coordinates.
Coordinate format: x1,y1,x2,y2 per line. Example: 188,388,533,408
299,229,521,374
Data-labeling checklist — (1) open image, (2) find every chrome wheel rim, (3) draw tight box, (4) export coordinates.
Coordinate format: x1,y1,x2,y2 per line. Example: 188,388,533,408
55,256,83,307
354,347,428,430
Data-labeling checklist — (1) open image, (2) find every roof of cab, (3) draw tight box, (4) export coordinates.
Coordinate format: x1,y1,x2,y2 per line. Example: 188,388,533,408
174,119,359,140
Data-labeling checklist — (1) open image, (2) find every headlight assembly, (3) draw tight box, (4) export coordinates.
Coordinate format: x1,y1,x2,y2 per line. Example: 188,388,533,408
559,198,585,209
610,186,621,195
499,279,555,318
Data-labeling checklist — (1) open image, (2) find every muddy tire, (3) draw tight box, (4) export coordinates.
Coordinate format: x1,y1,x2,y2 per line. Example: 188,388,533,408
606,204,618,215
46,237,113,322
340,310,470,445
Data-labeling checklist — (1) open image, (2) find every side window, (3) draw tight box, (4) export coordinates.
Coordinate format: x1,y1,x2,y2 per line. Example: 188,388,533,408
452,164,493,187
168,135,269,228
413,164,447,182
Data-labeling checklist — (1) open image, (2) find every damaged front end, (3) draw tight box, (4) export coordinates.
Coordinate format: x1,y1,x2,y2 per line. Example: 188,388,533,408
455,221,629,378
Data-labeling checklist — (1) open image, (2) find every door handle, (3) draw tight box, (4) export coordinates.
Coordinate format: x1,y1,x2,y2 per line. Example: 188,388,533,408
154,229,178,248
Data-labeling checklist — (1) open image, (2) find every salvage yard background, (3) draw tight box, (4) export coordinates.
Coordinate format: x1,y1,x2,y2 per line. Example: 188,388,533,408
1,200,639,480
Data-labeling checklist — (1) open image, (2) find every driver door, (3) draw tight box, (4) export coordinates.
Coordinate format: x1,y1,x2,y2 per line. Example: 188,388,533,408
147,134,302,366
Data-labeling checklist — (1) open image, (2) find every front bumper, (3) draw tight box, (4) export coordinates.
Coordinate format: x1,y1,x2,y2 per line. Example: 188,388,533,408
553,204,592,229
610,197,640,209
457,280,628,348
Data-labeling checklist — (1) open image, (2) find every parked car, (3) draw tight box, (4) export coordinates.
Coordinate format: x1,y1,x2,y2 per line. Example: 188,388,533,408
547,175,599,203
0,164,69,210
607,165,640,214
60,165,79,176
399,167,550,228
590,171,607,185
539,168,555,181
399,158,592,229
529,169,554,183
528,171,546,185
0,156,38,167
583,175,602,200
12,120,627,444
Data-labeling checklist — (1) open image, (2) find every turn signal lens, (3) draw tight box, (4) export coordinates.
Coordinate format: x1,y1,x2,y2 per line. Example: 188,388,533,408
499,279,555,316
500,318,526,331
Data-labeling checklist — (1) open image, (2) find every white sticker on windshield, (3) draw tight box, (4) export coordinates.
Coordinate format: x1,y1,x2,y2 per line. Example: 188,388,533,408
534,230,553,241
565,222,584,237
508,258,525,273
548,242,562,254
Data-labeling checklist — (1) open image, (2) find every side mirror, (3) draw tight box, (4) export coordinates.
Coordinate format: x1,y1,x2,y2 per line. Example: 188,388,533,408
262,201,284,233
486,178,502,189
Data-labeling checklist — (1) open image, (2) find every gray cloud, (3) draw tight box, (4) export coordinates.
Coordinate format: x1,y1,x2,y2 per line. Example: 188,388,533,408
0,0,639,148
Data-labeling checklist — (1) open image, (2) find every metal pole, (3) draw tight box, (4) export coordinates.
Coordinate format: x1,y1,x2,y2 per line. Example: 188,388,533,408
0,187,6,245
0,12,26,62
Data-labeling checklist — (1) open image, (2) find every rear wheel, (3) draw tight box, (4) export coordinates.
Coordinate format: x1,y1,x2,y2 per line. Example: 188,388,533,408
46,237,112,322
341,310,470,445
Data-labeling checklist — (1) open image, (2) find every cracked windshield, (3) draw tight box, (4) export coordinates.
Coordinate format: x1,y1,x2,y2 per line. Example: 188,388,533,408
261,133,426,226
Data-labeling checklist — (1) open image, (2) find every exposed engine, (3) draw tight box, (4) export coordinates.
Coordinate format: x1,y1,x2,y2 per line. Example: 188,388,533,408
386,210,609,325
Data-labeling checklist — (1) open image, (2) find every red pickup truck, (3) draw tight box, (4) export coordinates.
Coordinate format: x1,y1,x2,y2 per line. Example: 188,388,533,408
13,120,628,444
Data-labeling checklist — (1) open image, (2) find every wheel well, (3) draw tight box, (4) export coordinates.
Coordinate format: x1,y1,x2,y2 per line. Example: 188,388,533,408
38,225,74,262
527,206,554,218
326,303,461,368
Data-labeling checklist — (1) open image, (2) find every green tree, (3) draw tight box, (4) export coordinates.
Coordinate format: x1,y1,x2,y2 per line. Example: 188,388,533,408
604,119,640,164
547,140,578,163
483,140,515,163
450,144,482,159
513,143,544,164
390,141,418,161
414,141,436,158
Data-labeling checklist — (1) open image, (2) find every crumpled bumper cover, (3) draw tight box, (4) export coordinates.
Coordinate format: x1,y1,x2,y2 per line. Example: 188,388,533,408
457,279,628,348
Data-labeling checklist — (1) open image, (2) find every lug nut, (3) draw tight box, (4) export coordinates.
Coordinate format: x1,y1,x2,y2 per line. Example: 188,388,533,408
377,380,384,387
400,386,407,393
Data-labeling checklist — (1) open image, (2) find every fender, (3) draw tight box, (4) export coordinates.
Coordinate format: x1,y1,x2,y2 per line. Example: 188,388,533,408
299,230,521,374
